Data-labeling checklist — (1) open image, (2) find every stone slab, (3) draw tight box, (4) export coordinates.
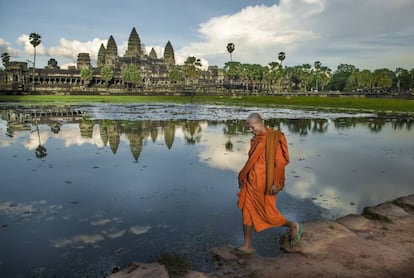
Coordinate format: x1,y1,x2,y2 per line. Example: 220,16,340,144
336,214,371,231
109,262,168,278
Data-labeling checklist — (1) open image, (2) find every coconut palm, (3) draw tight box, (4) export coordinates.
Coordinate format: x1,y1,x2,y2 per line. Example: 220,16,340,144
29,33,41,90
226,43,235,62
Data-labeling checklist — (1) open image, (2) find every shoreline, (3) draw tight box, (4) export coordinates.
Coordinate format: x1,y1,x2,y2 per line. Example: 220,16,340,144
110,193,414,277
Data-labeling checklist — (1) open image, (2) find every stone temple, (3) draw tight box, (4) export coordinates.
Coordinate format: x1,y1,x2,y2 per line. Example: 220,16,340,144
0,27,222,93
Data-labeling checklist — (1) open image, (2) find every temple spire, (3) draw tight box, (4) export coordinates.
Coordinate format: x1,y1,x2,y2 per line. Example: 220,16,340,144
125,27,143,58
163,41,175,65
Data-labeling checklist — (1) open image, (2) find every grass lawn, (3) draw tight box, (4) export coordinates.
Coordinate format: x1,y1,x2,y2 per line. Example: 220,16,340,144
0,95,413,114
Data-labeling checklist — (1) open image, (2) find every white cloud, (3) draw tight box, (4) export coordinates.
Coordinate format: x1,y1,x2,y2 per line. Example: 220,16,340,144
177,0,414,70
48,37,106,61
4,0,414,71
17,34,47,56
0,37,19,57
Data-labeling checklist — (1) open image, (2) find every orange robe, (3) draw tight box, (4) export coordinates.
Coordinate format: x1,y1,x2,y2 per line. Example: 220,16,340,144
237,128,290,232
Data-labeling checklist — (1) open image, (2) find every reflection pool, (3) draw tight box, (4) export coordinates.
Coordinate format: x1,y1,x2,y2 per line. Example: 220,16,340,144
0,103,413,277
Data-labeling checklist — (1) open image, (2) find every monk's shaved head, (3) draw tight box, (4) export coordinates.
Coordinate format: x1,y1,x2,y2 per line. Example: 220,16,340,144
247,113,263,123
246,113,266,135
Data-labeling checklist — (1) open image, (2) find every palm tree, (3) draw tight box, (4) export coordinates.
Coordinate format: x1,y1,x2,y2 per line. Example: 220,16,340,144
278,51,286,67
227,43,235,93
314,61,321,91
278,52,286,92
182,56,202,101
1,52,10,86
33,116,47,158
29,33,41,91
226,43,235,62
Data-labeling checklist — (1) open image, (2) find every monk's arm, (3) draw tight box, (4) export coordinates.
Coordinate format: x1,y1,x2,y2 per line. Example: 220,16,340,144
273,133,290,191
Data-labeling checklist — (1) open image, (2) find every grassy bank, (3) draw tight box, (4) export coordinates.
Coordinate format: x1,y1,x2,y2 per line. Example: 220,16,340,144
1,95,413,114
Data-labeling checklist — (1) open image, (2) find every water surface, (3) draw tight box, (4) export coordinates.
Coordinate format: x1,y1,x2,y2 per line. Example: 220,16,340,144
0,103,413,277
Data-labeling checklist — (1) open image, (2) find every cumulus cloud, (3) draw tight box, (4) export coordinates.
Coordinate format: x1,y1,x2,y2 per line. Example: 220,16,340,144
4,0,414,72
48,37,106,61
0,37,19,57
17,34,47,56
178,0,414,69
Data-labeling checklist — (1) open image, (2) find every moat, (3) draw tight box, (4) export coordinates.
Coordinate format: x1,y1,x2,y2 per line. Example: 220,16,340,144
0,103,413,277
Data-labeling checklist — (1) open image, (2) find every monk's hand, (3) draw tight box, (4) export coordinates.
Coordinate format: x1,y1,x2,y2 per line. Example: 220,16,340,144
270,184,280,195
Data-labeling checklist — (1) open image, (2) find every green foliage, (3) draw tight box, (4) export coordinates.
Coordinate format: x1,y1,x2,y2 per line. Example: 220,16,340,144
278,51,286,66
80,67,93,83
2,95,412,114
1,52,10,69
100,66,114,85
224,61,242,80
29,33,41,48
168,68,183,84
327,64,357,91
372,68,393,90
182,56,202,84
121,64,142,87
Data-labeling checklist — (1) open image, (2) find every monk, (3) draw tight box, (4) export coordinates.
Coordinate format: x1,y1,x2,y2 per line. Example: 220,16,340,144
235,112,302,254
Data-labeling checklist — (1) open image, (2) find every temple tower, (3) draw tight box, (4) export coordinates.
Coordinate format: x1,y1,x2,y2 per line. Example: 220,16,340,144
77,53,91,69
105,35,118,67
125,27,143,58
163,41,175,66
97,43,106,68
149,48,157,59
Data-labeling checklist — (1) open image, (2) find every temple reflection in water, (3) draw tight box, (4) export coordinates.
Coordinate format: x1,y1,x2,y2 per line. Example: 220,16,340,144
1,107,412,161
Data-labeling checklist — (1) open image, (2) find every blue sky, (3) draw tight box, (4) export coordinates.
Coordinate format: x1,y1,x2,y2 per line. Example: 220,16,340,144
1,0,413,71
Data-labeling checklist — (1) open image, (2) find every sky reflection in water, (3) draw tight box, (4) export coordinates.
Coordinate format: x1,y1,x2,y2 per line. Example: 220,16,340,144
0,104,413,277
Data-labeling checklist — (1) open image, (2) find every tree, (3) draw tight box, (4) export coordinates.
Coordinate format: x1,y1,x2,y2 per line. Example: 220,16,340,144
318,66,332,91
1,52,10,85
327,64,357,91
264,61,282,93
372,69,393,92
182,56,202,85
80,67,93,86
395,68,411,92
182,56,202,99
1,52,10,69
226,43,235,62
241,64,265,93
29,33,41,91
313,61,321,91
224,61,242,80
278,51,286,67
100,65,114,87
168,68,184,85
277,52,287,92
121,64,142,89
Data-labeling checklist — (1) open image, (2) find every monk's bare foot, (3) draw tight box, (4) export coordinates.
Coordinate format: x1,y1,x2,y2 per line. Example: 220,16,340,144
289,222,303,247
290,222,299,237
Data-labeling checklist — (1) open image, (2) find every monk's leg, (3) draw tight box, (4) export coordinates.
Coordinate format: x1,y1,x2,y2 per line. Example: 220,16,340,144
239,224,254,252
